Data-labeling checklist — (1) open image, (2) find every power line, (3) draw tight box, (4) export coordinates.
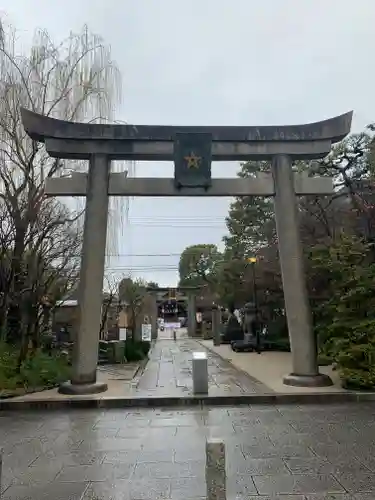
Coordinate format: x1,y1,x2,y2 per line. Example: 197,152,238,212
105,271,177,274
87,253,232,262
126,215,228,219
126,216,228,221
101,254,213,258
105,252,181,257
126,217,226,221
124,216,229,228
127,216,227,219
125,224,225,228
106,266,178,270
106,269,178,275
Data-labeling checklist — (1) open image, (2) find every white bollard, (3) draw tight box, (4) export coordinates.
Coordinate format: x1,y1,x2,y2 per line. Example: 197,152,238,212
192,351,208,394
206,440,226,500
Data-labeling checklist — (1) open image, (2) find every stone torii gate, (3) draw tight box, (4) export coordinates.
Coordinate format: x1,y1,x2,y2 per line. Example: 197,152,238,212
146,286,200,338
21,108,352,394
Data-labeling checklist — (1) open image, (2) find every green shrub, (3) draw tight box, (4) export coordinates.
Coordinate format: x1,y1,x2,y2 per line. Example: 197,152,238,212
139,340,151,356
271,337,291,352
20,351,71,388
40,333,54,352
317,353,333,366
0,343,71,394
311,236,375,390
340,367,375,390
124,340,150,362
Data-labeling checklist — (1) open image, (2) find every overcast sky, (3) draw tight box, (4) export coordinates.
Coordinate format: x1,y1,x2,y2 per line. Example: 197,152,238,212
2,0,375,286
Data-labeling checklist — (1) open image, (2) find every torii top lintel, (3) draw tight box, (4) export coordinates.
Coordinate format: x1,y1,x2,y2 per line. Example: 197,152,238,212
21,108,352,144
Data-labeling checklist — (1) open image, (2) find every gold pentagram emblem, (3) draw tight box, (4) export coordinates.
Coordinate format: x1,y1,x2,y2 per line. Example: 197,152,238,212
184,151,201,169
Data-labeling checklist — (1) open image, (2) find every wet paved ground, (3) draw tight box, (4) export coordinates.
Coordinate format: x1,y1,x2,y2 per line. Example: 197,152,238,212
1,403,375,498
136,338,268,396
8,333,268,403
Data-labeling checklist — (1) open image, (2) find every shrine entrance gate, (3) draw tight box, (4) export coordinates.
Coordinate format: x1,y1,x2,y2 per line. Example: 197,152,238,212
21,108,352,394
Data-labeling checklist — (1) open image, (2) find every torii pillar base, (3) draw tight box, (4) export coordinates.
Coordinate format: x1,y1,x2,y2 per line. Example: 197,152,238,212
283,373,333,388
58,381,108,395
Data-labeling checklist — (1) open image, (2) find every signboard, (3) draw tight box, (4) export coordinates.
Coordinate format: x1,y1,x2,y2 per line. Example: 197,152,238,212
141,323,152,342
174,132,212,189
119,328,127,341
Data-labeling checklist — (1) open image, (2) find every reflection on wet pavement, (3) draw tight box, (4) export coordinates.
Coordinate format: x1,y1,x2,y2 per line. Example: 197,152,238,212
136,339,268,396
1,403,375,498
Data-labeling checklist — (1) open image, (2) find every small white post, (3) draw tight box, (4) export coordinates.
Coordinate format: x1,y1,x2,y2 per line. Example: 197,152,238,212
206,440,226,500
192,351,208,394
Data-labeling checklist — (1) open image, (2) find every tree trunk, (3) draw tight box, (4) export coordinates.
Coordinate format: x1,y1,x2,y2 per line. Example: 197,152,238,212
16,336,29,373
16,293,34,370
30,303,41,353
0,295,9,342
6,226,27,344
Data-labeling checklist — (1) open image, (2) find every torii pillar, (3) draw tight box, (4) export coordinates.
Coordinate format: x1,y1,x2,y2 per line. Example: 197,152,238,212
20,108,352,393
187,294,197,337
65,154,110,394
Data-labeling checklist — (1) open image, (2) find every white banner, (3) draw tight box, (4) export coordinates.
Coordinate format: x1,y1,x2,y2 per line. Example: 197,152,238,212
142,323,152,341
165,322,181,329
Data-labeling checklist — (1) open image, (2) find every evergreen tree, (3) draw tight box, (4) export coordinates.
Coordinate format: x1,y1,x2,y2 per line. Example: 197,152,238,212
223,161,275,259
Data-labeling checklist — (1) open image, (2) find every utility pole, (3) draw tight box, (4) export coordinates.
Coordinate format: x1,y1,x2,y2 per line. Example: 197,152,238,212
248,257,260,353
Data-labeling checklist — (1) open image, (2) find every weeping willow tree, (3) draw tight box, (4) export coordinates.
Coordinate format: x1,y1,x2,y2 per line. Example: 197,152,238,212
0,20,132,355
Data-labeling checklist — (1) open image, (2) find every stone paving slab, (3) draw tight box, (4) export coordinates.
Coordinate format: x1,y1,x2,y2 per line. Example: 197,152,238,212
97,362,141,380
1,403,375,498
135,338,269,396
198,340,345,394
